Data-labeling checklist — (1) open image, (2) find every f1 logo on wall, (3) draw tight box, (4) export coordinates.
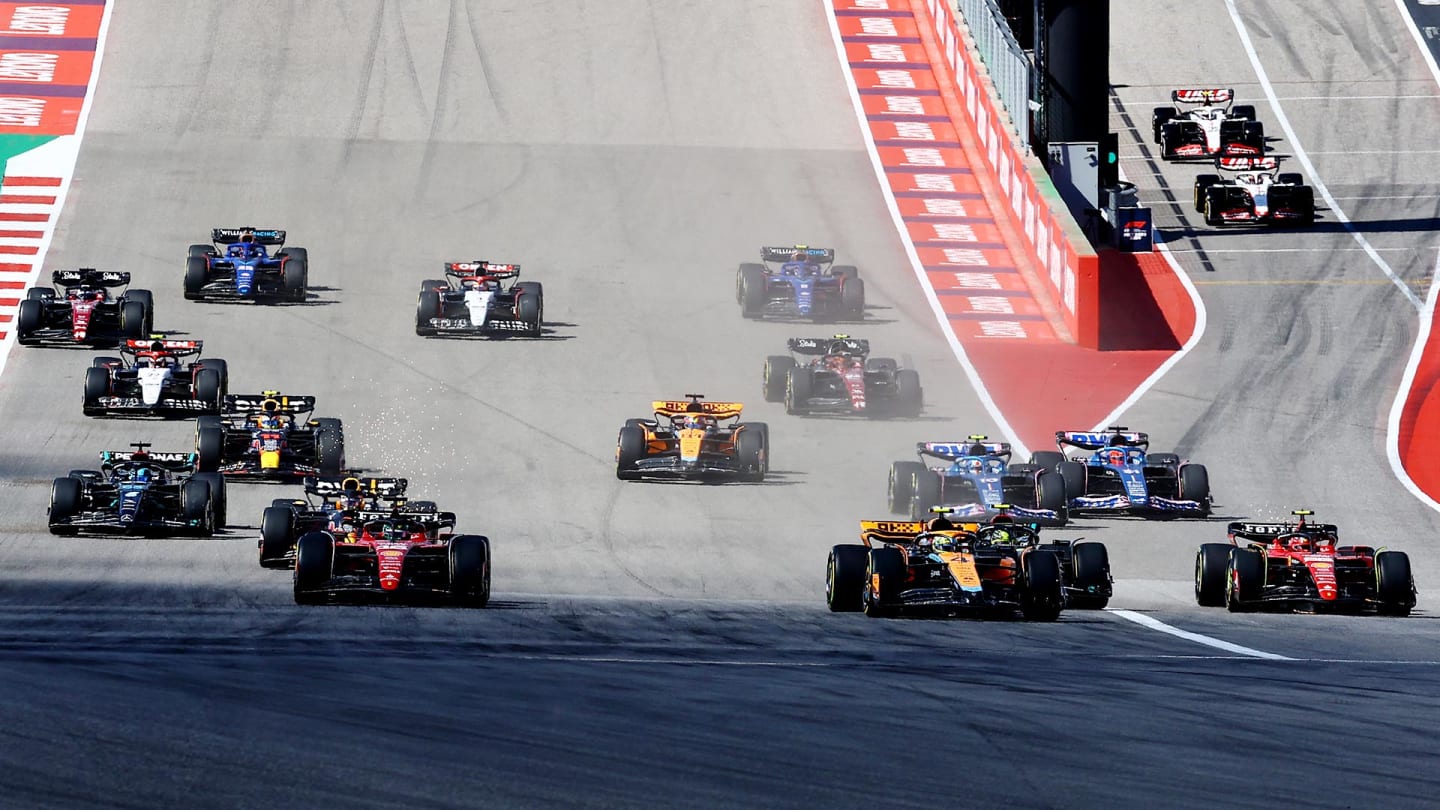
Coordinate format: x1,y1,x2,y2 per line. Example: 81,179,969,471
1122,220,1150,241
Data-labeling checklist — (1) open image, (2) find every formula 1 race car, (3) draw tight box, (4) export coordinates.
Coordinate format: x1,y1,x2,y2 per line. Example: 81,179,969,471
291,501,491,606
1195,511,1417,615
1031,427,1210,518
825,511,1083,620
195,392,345,479
889,437,1069,525
415,260,543,337
1193,156,1315,227
1152,88,1264,161
259,476,408,569
736,245,864,321
184,228,308,302
16,269,154,347
615,395,769,482
762,335,923,417
83,337,229,418
48,443,227,536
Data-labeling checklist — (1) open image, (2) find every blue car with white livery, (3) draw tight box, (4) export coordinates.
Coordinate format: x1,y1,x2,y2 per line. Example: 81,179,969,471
48,443,226,536
184,227,308,302
888,435,1069,525
736,245,864,320
1030,427,1211,518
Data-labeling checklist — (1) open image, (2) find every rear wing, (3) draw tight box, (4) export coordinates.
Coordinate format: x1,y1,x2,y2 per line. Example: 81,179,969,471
761,245,834,264
1217,156,1278,172
99,450,198,471
859,517,984,547
652,397,744,419
53,269,129,287
918,439,1012,461
1056,429,1149,451
1228,521,1340,542
445,261,520,280
223,393,318,416
1172,88,1233,105
121,337,203,357
788,336,869,356
305,476,408,500
353,507,457,527
213,228,286,246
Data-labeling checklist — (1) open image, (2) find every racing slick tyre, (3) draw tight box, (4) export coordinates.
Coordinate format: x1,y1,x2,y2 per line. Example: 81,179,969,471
120,300,147,339
181,478,214,536
909,469,943,520
14,301,38,339
1151,106,1176,142
1193,175,1220,212
513,281,544,336
866,357,898,372
315,428,345,475
1195,543,1231,607
1225,547,1264,612
1036,471,1068,523
1232,104,1256,121
415,290,442,335
194,368,223,413
1068,542,1110,609
196,417,224,472
1057,461,1087,503
783,367,812,415
48,477,82,535
1030,451,1065,471
1020,551,1064,622
738,264,767,318
194,358,229,395
1292,186,1315,226
183,255,209,300
420,278,447,293
1203,190,1223,226
191,472,227,528
826,544,868,612
736,424,767,482
841,278,865,319
259,506,295,569
1375,551,1415,617
888,461,926,514
123,290,155,334
293,532,335,605
894,369,923,417
831,264,860,281
763,355,796,402
82,367,110,416
615,424,647,480
863,547,906,618
279,248,308,302
1178,463,1211,516
25,287,52,301
448,534,492,607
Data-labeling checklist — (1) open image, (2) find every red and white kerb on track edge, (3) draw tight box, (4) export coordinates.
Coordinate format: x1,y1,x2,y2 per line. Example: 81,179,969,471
0,1,119,379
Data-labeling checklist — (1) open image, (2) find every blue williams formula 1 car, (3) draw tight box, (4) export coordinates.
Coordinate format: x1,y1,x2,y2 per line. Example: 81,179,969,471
1030,427,1211,518
48,443,227,536
184,228,308,302
888,436,1068,525
736,245,864,320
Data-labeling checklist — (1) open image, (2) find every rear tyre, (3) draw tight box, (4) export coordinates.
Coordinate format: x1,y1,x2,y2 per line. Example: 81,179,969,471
15,298,41,344
831,264,859,281
1276,172,1303,186
1292,187,1315,226
513,281,544,336
259,505,295,568
48,477,82,534
1226,547,1264,612
888,461,926,514
25,287,52,301
1204,190,1223,226
449,534,492,607
183,256,209,300
1036,471,1067,523
863,547,905,617
194,368,222,412
1179,463,1211,515
181,479,214,536
191,472,227,528
1195,543,1231,607
1068,542,1110,609
616,424,646,480
1057,461,1086,503
120,301,147,339
893,369,922,417
124,290,155,334
1030,451,1065,471
841,278,865,319
1375,551,1415,616
763,356,795,402
739,264,767,318
1147,452,1180,469
826,544,868,612
909,469,942,520
281,249,308,302
736,424,766,482
1020,551,1064,621
866,357,898,372
783,367,812,415
416,290,442,335
82,367,110,416
1151,106,1176,142
315,428,345,475
293,532,334,604
196,421,224,472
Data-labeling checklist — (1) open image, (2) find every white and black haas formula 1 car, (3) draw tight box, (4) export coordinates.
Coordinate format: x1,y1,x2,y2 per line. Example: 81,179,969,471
1152,88,1264,161
48,443,227,536
762,335,923,417
84,336,229,417
16,269,153,347
1193,156,1315,227
415,260,543,337
196,392,345,480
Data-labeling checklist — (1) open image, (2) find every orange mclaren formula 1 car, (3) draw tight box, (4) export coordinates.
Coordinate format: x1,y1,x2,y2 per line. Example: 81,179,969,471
826,509,1111,619
615,394,769,482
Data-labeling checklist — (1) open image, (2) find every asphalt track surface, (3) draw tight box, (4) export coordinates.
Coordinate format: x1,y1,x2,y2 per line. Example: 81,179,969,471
0,1,1437,807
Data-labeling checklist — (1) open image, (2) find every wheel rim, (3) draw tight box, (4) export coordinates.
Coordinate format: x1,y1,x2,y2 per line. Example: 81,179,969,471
825,555,836,604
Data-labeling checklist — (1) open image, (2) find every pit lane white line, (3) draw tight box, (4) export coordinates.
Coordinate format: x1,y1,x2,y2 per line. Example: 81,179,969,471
1305,150,1440,155
1223,0,1424,310
1108,609,1293,660
1161,247,1434,254
1396,0,1440,94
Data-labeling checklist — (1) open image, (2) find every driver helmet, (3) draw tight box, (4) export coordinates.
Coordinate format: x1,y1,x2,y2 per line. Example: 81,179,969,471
984,458,1005,474
256,413,282,431
966,458,984,475
1286,535,1312,553
1105,448,1127,467
989,527,1014,545
134,467,152,484
791,249,806,263
931,534,957,553
382,521,410,543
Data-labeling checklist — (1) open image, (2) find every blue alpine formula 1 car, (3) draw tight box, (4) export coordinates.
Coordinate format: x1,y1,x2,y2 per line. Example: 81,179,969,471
1031,427,1211,518
888,435,1068,525
184,227,308,302
735,245,864,320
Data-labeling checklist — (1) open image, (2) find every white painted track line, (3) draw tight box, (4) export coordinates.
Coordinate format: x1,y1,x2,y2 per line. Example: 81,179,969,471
1109,609,1293,660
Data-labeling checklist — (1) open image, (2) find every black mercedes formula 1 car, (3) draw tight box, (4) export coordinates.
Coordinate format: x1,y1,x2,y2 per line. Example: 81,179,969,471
48,444,226,536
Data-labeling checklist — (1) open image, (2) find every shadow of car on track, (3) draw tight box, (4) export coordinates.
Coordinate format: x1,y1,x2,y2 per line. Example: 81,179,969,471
628,469,807,487
415,320,577,342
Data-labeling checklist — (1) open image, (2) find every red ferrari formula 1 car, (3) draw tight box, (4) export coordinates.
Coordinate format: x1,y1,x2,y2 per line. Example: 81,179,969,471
1195,510,1416,615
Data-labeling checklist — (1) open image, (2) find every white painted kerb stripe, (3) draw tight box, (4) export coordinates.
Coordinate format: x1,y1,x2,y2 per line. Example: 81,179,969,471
1109,609,1293,660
